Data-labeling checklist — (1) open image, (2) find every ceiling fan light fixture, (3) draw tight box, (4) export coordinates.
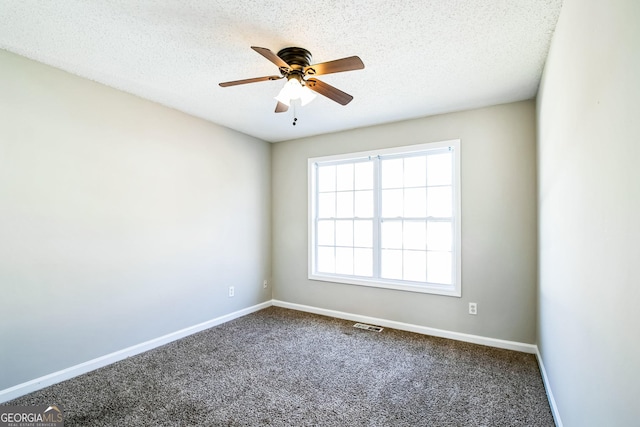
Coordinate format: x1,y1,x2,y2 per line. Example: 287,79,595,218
275,77,316,107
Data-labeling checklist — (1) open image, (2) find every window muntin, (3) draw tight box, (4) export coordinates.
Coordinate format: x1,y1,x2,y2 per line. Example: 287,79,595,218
309,140,461,296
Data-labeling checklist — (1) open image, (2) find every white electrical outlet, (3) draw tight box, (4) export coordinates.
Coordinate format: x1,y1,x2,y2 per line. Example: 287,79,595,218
228,286,235,297
469,302,477,315
263,280,268,289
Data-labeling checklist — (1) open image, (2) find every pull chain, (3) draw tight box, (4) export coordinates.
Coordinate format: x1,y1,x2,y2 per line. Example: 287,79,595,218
292,102,298,126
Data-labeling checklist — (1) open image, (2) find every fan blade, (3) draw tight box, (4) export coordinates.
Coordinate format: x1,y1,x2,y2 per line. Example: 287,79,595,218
304,56,364,76
275,101,288,113
251,46,291,71
219,75,282,87
305,78,354,105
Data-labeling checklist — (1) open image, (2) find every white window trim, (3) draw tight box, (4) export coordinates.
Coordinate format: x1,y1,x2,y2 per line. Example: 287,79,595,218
308,139,462,297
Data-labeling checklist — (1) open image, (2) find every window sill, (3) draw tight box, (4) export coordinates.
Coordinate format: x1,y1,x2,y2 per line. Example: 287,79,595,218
308,273,461,297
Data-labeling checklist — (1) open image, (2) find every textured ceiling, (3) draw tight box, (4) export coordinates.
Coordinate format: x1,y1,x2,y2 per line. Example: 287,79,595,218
0,1,562,143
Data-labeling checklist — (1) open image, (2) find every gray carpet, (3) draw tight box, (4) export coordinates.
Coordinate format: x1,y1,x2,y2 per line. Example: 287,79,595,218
7,307,554,426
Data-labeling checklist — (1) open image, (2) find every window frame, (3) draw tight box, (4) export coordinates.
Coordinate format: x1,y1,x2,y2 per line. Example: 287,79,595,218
308,139,462,297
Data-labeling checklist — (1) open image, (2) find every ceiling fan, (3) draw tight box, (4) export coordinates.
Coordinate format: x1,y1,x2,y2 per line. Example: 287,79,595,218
219,46,364,114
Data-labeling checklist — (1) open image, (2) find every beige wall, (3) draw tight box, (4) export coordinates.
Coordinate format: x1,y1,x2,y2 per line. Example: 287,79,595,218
0,50,271,390
272,101,538,343
537,0,640,425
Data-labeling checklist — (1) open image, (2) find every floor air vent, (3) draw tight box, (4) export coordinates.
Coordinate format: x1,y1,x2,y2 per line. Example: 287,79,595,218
353,323,384,332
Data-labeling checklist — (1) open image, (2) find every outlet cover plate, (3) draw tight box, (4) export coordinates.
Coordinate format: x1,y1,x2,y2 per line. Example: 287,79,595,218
469,302,477,315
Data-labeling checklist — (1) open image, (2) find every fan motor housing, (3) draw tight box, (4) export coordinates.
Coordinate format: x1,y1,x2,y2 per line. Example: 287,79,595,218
277,47,312,69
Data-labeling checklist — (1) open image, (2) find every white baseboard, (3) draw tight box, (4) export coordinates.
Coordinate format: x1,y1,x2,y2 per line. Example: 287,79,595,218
535,347,563,427
0,300,271,404
2,297,554,420
272,299,537,354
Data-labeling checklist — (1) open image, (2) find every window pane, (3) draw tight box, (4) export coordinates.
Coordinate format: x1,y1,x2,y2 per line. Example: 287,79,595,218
403,250,426,282
427,152,452,186
427,251,452,284
317,220,335,246
427,186,452,217
381,158,403,189
335,220,353,247
381,249,402,280
381,189,403,217
381,220,402,249
336,191,354,218
318,165,336,192
354,162,373,190
403,221,426,250
336,163,354,191
404,156,426,188
354,220,372,248
335,247,354,275
318,193,336,218
317,247,335,273
354,190,373,218
354,248,373,277
427,221,452,251
404,187,427,217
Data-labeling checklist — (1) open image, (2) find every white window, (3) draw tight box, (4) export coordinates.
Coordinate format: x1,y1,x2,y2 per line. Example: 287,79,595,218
308,140,461,296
